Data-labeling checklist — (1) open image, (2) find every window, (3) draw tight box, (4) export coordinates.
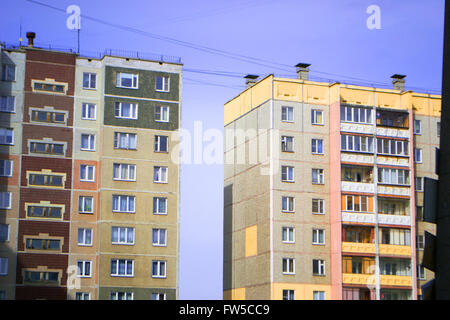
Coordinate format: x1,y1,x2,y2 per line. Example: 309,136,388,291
281,166,294,182
152,293,166,300
312,169,324,184
312,229,325,245
154,135,169,152
152,260,167,278
0,224,9,242
282,227,295,243
341,135,374,153
25,238,61,251
311,139,323,154
281,136,294,152
75,292,91,300
0,192,11,209
30,141,65,156
79,196,94,214
281,106,294,122
80,165,95,182
311,109,323,125
113,163,136,181
114,132,137,150
110,259,134,277
376,138,409,156
417,235,424,250
0,128,13,145
1,64,15,81
77,261,92,278
380,259,411,276
417,265,425,280
345,195,369,212
111,227,135,245
152,228,167,246
24,270,59,283
81,134,95,151
0,258,7,275
378,168,410,185
28,173,64,188
27,205,62,219
282,258,295,274
313,291,326,300
116,72,138,89
0,291,5,299
379,228,411,246
153,166,168,183
414,148,422,163
312,199,325,214
78,228,92,246
33,82,65,94
0,160,13,177
414,119,422,134
378,199,408,216
313,259,326,276
82,72,96,89
415,177,423,192
282,196,295,213
114,102,138,119
416,206,424,220
81,103,96,120
155,76,170,92
110,292,133,300
437,121,441,137
282,290,295,300
153,197,168,215
30,109,66,124
340,105,373,124
112,195,135,213
0,96,15,113
155,106,169,122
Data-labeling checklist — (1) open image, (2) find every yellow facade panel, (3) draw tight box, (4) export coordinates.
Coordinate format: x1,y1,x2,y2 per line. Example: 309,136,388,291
271,283,332,300
340,87,374,106
245,225,257,257
223,288,246,300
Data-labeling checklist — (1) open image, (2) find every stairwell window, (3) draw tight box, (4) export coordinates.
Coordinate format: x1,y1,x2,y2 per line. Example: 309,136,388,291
311,109,323,125
414,148,422,163
155,76,170,92
413,120,422,134
116,72,138,89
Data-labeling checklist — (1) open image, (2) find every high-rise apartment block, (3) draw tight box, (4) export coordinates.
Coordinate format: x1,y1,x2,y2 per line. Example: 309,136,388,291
0,33,182,300
223,66,440,300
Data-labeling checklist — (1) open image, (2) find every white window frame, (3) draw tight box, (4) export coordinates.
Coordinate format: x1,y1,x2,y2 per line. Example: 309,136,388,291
152,228,167,247
341,135,375,153
281,136,294,152
153,166,168,183
155,76,170,92
340,105,373,124
313,291,326,300
153,197,168,215
414,119,422,134
110,292,134,300
114,132,137,150
80,134,95,151
155,106,170,122
154,135,169,153
312,229,325,245
80,164,95,182
77,260,92,278
111,226,135,245
0,159,13,177
414,148,422,163
281,106,294,122
82,72,96,90
313,259,326,276
152,293,167,300
0,192,11,209
282,258,295,275
110,259,134,277
1,64,15,81
281,196,295,213
77,228,93,246
312,168,324,185
152,260,167,278
311,109,324,125
311,138,324,154
312,199,325,215
345,195,369,212
417,235,425,250
81,103,96,120
415,177,424,192
282,227,295,243
75,292,91,300
116,72,139,89
0,128,14,145
282,289,295,300
0,224,10,242
114,102,138,120
417,265,426,280
378,168,410,185
79,196,94,214
0,96,16,113
113,163,136,181
112,195,136,213
281,166,294,182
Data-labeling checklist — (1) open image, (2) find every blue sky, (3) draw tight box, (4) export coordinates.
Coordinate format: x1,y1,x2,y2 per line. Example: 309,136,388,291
0,0,445,299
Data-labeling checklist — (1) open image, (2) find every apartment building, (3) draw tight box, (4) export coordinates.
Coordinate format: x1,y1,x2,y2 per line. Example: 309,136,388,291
0,33,182,300
223,65,440,300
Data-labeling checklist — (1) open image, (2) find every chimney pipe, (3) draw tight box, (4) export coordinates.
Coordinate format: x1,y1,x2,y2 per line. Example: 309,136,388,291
26,32,36,48
391,74,406,91
295,63,311,80
244,75,259,88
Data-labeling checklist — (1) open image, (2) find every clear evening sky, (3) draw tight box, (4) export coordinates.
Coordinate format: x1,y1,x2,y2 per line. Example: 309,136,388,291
0,0,445,299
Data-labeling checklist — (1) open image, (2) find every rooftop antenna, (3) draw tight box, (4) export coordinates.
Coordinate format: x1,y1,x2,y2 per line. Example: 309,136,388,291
19,17,23,46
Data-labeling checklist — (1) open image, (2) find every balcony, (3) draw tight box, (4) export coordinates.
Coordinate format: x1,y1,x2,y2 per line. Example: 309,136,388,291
342,212,376,224
340,122,374,135
376,127,410,139
377,185,410,197
342,242,376,255
376,156,409,167
377,214,411,227
341,182,374,193
379,244,411,257
342,274,412,287
341,153,374,165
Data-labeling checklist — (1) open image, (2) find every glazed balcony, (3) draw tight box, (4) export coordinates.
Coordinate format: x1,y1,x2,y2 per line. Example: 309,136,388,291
342,273,412,287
